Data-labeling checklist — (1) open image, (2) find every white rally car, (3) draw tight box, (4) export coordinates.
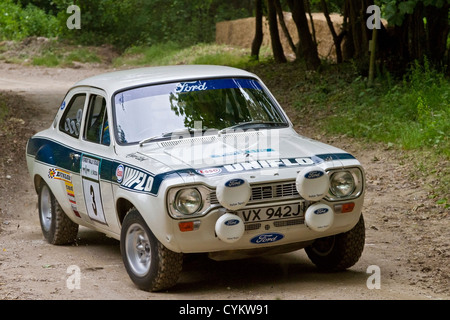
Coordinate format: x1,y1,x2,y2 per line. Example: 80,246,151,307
26,65,365,291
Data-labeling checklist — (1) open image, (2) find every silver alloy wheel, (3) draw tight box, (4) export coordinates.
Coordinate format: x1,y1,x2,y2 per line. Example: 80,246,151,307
125,223,151,277
40,185,52,232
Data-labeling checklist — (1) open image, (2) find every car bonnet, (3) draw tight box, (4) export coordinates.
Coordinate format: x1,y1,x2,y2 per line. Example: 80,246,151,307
132,128,352,174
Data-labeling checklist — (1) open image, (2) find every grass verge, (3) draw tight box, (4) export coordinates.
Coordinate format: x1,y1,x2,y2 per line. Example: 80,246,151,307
112,42,272,68
0,38,104,67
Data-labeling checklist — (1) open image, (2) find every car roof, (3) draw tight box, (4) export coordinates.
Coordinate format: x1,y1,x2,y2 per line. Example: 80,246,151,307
73,65,259,95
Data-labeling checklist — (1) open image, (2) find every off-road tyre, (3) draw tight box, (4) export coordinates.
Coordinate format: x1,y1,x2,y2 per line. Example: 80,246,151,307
38,182,79,245
120,208,183,292
305,214,365,271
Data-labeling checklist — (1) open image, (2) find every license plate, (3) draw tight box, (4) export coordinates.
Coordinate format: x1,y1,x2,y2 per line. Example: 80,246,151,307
238,203,303,223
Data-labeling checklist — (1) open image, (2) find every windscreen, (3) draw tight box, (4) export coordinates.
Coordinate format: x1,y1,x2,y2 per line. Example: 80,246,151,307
113,78,288,144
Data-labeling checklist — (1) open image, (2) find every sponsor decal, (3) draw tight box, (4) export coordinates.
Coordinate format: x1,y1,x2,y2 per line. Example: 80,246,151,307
126,153,147,162
223,157,315,173
174,81,208,93
65,180,80,218
81,156,100,181
48,168,79,218
304,170,325,179
48,168,56,179
224,219,240,226
314,208,329,215
225,178,245,188
48,168,71,182
116,164,124,183
250,232,285,244
60,101,66,110
120,166,154,192
196,168,222,176
210,148,275,158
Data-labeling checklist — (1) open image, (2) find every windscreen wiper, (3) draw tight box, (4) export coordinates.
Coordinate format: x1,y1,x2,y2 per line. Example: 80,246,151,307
139,128,206,146
219,120,287,134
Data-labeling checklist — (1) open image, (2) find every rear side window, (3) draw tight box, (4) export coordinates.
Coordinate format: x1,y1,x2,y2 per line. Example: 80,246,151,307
59,94,86,138
84,95,110,146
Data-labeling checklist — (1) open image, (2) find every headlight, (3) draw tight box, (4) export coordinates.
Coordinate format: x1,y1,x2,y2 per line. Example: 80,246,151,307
173,188,202,215
329,171,355,198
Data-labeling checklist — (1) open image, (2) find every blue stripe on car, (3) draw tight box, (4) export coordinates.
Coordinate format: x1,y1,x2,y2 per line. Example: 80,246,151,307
27,137,355,196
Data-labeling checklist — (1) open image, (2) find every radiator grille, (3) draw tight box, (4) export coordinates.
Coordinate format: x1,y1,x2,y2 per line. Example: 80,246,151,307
208,181,300,205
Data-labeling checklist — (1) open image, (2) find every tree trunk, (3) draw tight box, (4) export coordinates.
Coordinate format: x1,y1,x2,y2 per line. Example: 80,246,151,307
305,0,317,46
321,0,343,63
424,3,449,70
251,0,264,59
274,0,296,54
342,0,373,74
267,0,287,63
286,0,321,70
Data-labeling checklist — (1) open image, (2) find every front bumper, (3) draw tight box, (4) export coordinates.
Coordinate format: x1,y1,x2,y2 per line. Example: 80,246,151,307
170,195,363,254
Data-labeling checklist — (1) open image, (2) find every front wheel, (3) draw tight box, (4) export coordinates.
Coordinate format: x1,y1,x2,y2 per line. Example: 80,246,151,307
305,214,365,271
120,208,183,292
38,181,79,245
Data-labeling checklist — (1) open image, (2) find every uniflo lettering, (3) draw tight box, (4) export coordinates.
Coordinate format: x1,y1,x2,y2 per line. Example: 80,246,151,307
121,167,153,192
224,157,314,172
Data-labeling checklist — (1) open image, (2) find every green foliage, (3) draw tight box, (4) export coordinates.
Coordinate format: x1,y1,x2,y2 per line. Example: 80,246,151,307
318,60,449,157
0,0,59,40
380,0,449,26
50,0,252,50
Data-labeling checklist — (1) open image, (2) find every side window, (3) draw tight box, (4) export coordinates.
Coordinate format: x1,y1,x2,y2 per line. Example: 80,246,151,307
84,95,110,146
59,94,86,138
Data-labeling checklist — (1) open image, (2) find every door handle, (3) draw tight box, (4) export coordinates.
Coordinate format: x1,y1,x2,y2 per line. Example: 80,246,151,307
69,152,81,161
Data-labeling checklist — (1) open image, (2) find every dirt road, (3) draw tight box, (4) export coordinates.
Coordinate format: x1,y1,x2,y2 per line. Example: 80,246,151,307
0,62,448,300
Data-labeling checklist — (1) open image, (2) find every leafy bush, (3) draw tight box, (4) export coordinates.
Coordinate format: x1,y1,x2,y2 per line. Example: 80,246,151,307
0,0,59,40
320,60,449,157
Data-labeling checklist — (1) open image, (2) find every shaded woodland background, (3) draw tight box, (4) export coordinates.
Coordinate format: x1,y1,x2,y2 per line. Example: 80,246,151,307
1,0,449,75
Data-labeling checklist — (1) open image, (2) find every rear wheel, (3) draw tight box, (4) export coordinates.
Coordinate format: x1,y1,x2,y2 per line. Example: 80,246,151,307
38,182,79,245
305,214,365,271
120,208,183,291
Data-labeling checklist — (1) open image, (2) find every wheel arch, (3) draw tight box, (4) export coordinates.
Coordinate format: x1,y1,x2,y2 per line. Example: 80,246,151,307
116,197,135,227
33,174,44,194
